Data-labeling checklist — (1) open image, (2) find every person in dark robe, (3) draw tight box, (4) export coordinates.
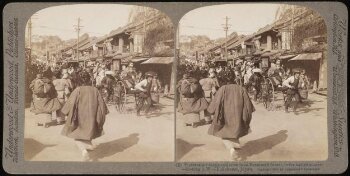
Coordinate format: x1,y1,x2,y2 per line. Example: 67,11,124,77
177,71,208,128
60,71,109,161
207,78,255,161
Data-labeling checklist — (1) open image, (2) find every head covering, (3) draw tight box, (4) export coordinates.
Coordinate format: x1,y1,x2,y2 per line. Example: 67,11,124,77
209,72,216,78
145,71,156,77
80,71,91,85
208,68,215,73
145,72,153,78
292,68,302,74
293,70,301,74
105,70,114,75
183,73,189,79
62,73,69,79
252,68,262,73
36,73,43,79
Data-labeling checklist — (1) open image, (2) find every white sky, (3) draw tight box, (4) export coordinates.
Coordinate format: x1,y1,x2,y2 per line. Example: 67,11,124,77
30,4,134,40
179,4,280,40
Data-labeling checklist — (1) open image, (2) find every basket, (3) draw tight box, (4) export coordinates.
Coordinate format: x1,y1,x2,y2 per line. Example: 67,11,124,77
299,89,308,99
151,93,160,104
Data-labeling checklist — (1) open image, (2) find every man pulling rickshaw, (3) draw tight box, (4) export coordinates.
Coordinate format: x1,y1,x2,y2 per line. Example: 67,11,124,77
134,72,154,116
282,69,302,113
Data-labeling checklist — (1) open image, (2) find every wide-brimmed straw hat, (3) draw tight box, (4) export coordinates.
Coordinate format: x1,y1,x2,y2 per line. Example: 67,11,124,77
62,73,69,79
252,68,262,73
105,70,114,75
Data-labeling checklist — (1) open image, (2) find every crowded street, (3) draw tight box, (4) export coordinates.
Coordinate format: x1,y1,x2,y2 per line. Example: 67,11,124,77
24,5,176,162
175,4,328,162
176,92,327,161
24,96,174,161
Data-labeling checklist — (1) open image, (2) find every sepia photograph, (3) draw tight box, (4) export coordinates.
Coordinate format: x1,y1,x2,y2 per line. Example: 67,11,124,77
24,4,175,162
2,1,348,174
176,4,328,162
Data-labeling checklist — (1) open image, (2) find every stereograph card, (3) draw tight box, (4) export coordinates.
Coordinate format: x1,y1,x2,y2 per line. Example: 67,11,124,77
2,1,348,174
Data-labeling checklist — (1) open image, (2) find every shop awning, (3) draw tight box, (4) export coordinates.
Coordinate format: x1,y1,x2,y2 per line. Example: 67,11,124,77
112,53,131,59
132,57,150,63
289,52,322,61
141,57,174,64
261,49,284,57
214,59,227,62
279,54,296,60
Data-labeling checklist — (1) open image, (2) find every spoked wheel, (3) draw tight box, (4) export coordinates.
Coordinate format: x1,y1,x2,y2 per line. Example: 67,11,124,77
100,87,109,104
114,81,127,112
265,78,275,110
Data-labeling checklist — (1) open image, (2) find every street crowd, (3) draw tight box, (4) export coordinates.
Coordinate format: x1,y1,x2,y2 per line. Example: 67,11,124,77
26,61,162,161
176,57,311,160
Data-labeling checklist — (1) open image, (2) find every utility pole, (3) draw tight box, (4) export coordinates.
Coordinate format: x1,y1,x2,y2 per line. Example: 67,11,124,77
27,15,38,48
222,16,231,62
27,18,32,49
143,7,147,55
27,14,38,64
290,5,295,51
45,40,48,65
74,17,83,67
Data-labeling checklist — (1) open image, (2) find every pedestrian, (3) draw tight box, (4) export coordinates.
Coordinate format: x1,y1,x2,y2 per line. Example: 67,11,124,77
282,69,301,113
247,68,263,101
177,72,208,128
199,71,219,124
52,72,73,125
207,78,255,161
243,64,253,86
134,72,154,116
61,71,109,161
30,73,61,128
101,70,117,103
151,73,162,105
95,64,106,89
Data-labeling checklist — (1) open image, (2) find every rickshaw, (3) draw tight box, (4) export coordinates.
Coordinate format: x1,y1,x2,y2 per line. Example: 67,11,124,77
100,71,155,113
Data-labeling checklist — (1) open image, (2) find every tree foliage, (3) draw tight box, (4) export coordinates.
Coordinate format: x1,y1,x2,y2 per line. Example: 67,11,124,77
129,6,174,56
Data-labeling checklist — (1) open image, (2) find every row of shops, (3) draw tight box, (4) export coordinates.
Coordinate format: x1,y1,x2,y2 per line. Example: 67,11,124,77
51,13,175,94
191,8,327,91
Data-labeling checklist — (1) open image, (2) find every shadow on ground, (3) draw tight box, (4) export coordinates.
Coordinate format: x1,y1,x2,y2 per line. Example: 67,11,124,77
89,133,139,161
236,130,288,161
144,104,173,118
176,138,204,161
24,138,56,160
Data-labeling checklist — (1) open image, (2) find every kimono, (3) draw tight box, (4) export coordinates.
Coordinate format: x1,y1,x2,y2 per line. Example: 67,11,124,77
199,77,219,99
30,77,61,114
207,84,255,139
61,86,109,140
52,78,72,103
177,77,208,114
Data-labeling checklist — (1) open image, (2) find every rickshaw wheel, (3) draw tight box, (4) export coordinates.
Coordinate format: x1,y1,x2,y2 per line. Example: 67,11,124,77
100,88,109,104
114,81,127,112
265,78,275,111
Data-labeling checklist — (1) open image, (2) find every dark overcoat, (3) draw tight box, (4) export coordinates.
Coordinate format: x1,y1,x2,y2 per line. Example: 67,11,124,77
207,84,255,139
61,86,109,140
